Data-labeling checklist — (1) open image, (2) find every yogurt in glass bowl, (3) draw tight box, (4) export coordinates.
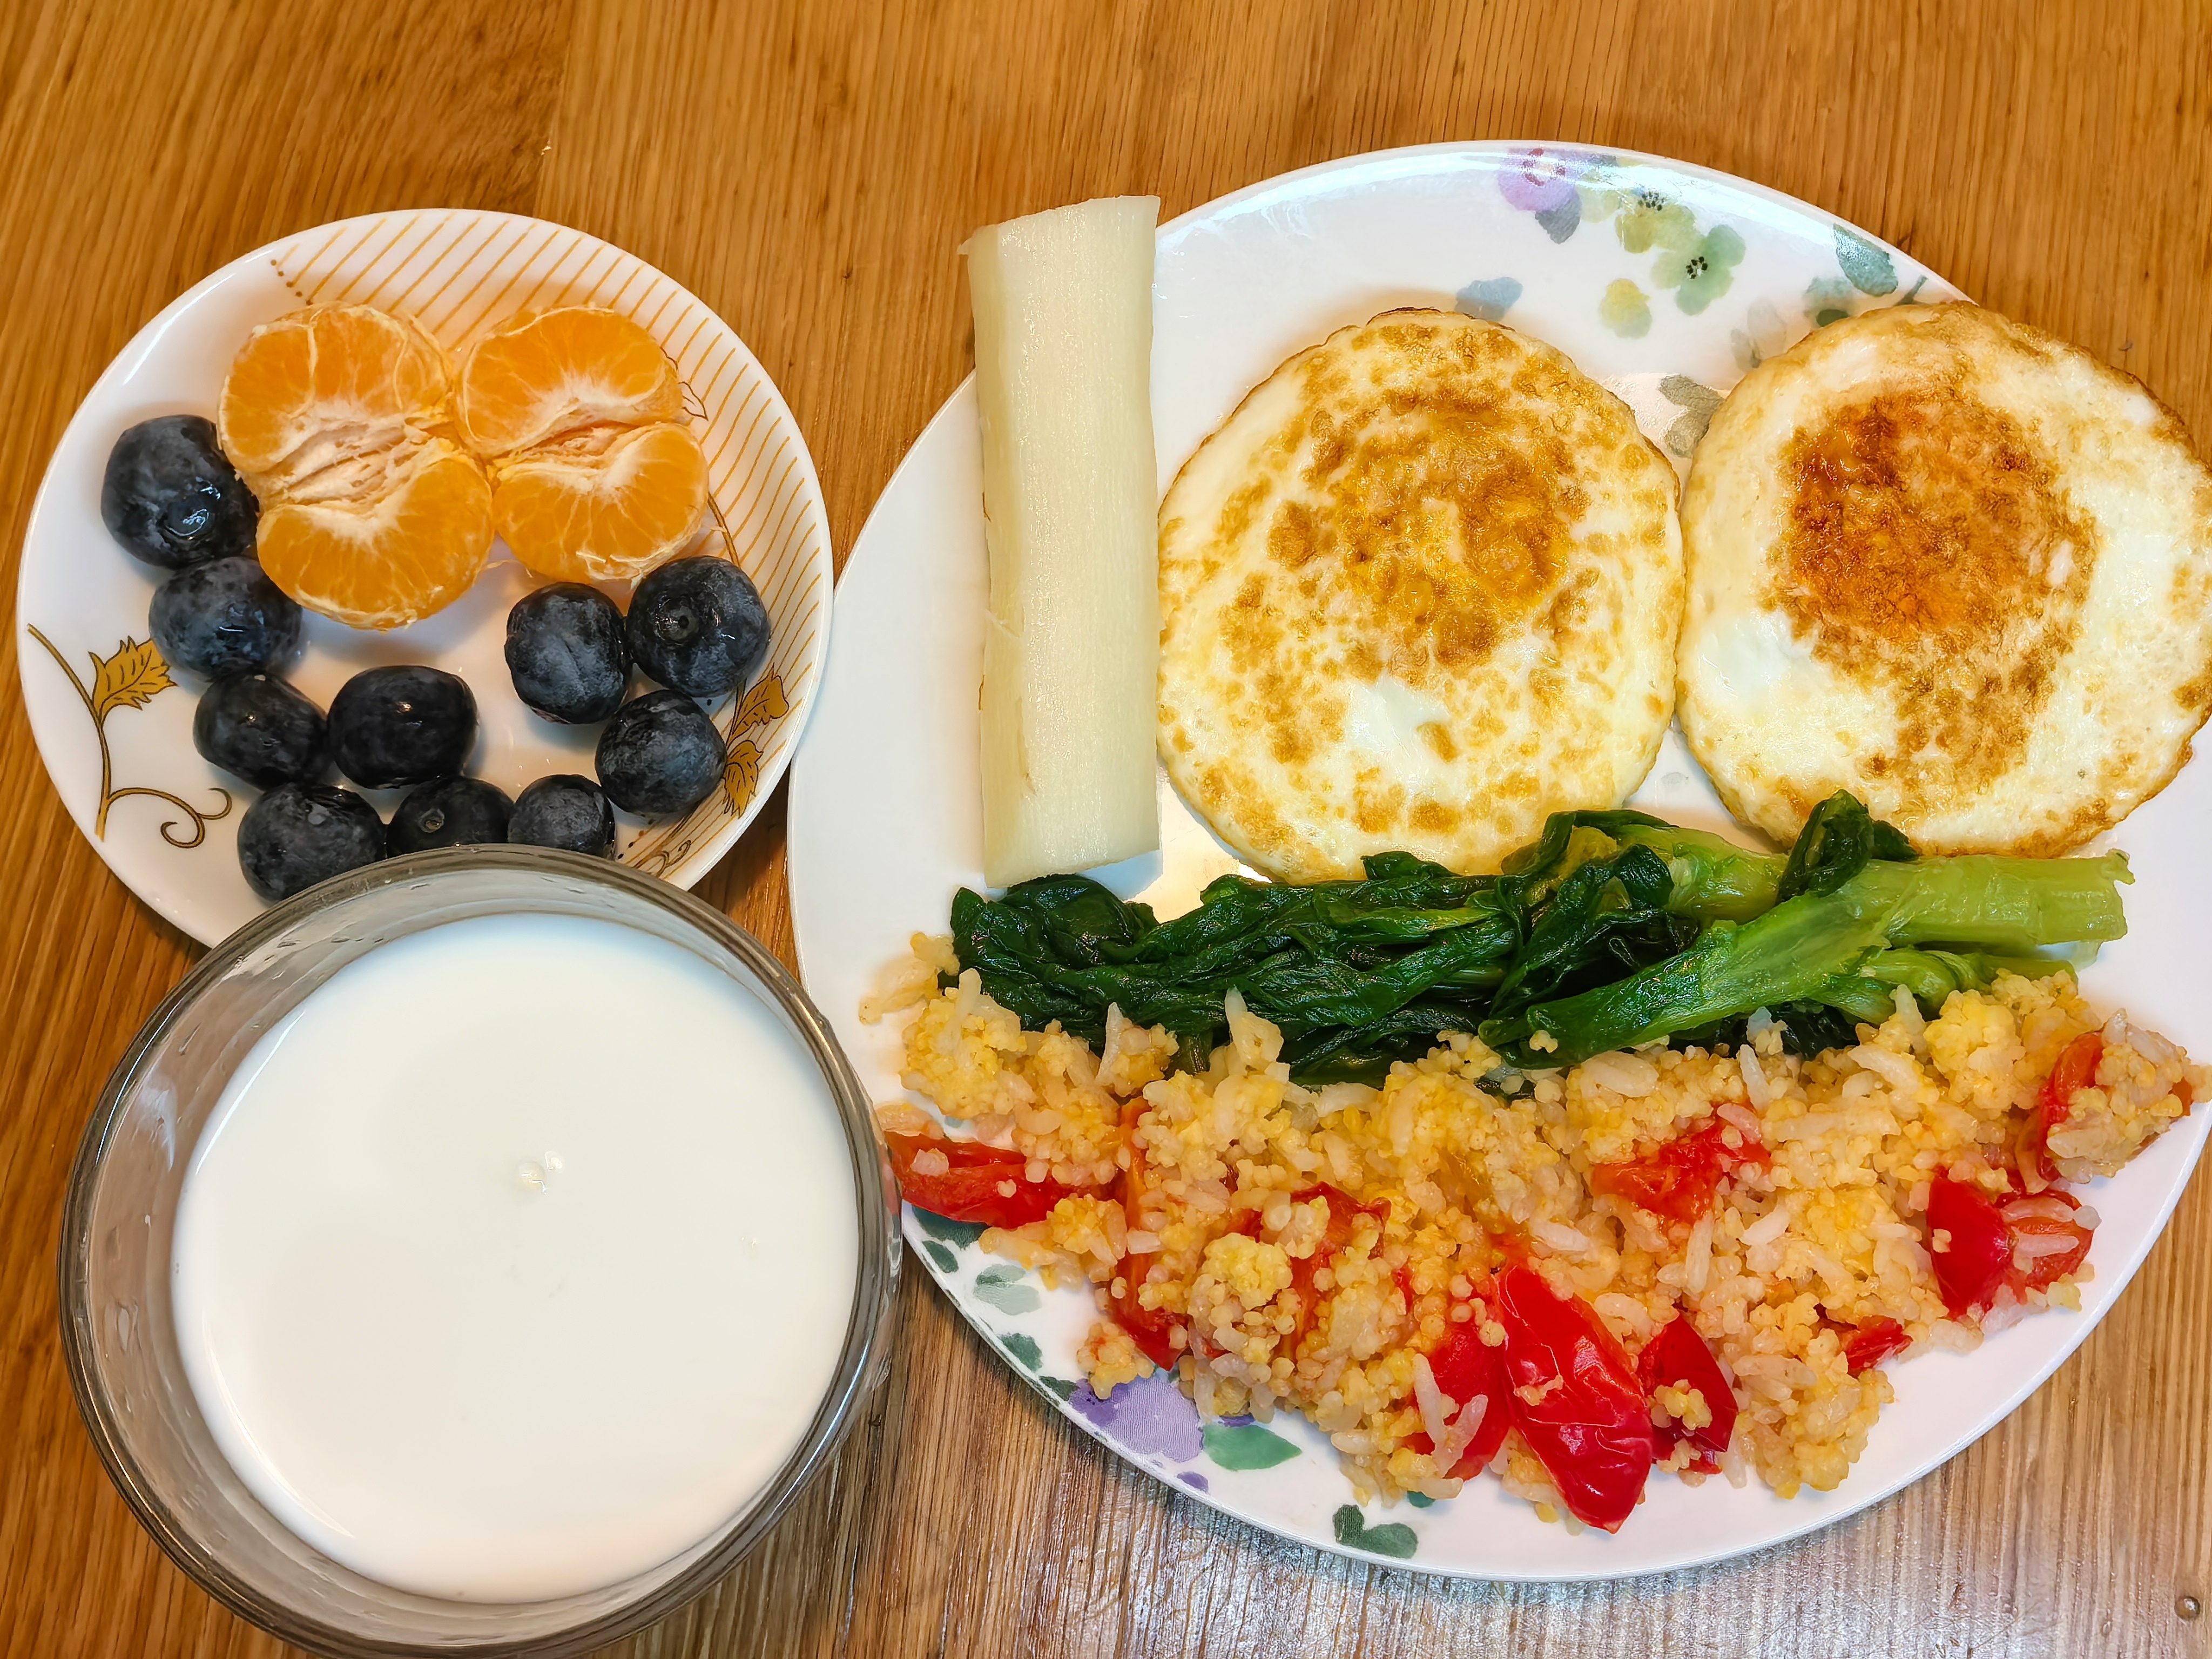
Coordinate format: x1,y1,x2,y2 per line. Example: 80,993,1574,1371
60,846,899,1657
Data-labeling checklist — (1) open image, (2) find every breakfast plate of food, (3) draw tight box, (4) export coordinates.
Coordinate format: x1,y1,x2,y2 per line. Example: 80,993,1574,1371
787,142,2212,1579
18,208,831,946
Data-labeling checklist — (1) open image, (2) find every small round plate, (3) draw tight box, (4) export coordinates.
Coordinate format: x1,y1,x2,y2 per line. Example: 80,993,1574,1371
20,210,831,946
788,142,2212,1579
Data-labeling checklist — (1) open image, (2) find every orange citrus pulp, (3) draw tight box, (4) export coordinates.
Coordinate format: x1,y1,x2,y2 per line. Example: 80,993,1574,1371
491,423,709,584
218,306,451,490
217,304,493,629
257,441,494,631
458,306,706,582
457,307,686,458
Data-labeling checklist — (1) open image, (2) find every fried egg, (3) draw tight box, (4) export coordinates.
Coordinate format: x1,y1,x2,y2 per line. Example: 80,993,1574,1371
1679,302,2212,856
1157,309,1683,882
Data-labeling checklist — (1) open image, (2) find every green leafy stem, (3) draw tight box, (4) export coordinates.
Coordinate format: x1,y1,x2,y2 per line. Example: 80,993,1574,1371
949,794,2126,1081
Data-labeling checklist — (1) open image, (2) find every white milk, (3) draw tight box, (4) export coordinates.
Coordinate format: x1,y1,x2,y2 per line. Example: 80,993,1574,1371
171,913,858,1603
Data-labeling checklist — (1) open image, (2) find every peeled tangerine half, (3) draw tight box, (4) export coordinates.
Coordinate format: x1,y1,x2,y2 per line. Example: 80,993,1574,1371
257,439,495,630
218,305,453,494
491,423,709,583
457,307,685,458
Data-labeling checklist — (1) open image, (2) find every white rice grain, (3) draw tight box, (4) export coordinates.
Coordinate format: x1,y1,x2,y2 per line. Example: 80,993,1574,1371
2002,1196,2080,1225
1741,1202,1793,1247
1412,1353,1455,1446
1582,1051,1660,1098
1434,1397,1487,1472
1738,1043,1776,1108
1716,1101,1762,1138
1684,1214,1714,1296
1594,1292,1656,1341
1850,1044,1921,1093
1890,985,1926,1048
1531,1219,1594,1256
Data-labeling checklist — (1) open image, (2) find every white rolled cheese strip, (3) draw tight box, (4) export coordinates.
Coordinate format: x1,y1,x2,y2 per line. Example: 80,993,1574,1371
967,195,1161,888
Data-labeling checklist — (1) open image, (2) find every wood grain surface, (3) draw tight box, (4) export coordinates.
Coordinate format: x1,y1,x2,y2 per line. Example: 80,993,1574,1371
2,2,2209,1655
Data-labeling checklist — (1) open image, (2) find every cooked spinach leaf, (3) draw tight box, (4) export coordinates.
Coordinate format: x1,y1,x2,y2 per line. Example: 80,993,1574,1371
946,797,2128,1082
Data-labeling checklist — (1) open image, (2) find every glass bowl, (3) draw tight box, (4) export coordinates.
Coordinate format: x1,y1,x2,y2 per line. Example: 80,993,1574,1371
58,846,900,1658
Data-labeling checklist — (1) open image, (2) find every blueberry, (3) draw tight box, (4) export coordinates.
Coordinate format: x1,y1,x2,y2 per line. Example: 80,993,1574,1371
388,776,514,853
328,665,477,788
236,784,385,901
192,673,327,786
509,774,617,857
150,556,302,678
505,583,629,723
102,415,259,570
596,689,726,816
626,557,771,699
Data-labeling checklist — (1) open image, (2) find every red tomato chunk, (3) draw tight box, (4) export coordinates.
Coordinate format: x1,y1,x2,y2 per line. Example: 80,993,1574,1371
1110,1100,1184,1368
1636,1316,1737,1475
1589,1121,1770,1225
2017,1031,2101,1190
885,1130,1071,1229
1928,1170,2100,1323
1927,1174,2013,1319
2000,1189,2094,1296
1404,1316,1513,1477
1840,1317,1912,1375
1495,1264,1655,1532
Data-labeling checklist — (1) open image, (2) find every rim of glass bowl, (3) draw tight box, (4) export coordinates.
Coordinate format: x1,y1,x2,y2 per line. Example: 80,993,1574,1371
57,844,901,1659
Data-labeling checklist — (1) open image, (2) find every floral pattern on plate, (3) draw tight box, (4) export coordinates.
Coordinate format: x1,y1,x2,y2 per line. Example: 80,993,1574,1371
782,143,2202,1579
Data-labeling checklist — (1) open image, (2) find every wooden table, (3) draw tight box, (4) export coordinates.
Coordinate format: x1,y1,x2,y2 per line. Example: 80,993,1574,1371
3,2,2209,1654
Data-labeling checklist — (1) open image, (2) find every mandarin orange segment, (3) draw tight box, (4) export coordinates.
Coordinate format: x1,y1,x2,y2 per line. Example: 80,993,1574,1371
457,307,685,458
491,422,709,583
257,439,494,630
218,305,451,491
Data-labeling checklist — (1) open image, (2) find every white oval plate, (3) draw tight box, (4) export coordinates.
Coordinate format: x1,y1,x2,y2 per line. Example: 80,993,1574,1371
20,210,832,945
787,143,2211,1579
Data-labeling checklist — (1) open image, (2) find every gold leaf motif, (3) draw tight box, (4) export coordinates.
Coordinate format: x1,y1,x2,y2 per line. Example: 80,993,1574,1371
27,624,229,846
732,671,789,735
724,737,763,814
90,637,174,722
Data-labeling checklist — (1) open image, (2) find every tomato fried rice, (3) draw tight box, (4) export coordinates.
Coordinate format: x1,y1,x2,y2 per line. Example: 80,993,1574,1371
865,938,2200,1530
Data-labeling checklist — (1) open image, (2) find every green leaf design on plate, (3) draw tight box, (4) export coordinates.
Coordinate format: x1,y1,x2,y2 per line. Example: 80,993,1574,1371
1803,275,1858,328
974,1263,1042,1315
1454,275,1523,322
913,1210,986,1249
1405,1492,1434,1509
1833,224,1898,296
923,1241,959,1274
1660,375,1724,457
1359,1521,1418,1558
1202,1422,1301,1471
1041,1375,1078,1400
1332,1503,1419,1559
1002,1332,1042,1370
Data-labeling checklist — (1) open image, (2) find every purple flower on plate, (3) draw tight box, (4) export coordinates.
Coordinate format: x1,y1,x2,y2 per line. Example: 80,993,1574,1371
1067,1371,1203,1461
1180,1471,1210,1493
1496,147,1594,214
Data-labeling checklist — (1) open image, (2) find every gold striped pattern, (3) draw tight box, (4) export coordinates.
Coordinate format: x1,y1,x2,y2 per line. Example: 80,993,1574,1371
267,210,830,881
